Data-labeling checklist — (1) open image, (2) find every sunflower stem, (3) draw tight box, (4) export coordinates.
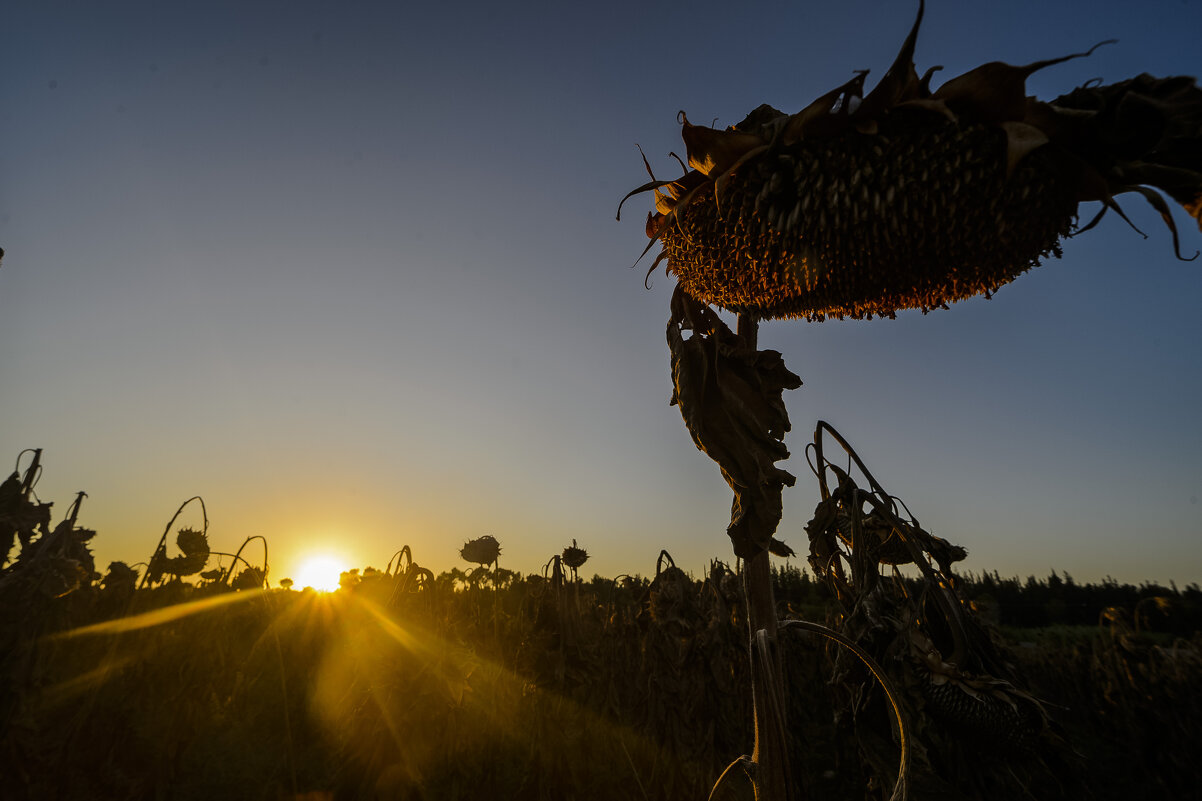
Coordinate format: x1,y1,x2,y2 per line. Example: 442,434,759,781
737,312,796,801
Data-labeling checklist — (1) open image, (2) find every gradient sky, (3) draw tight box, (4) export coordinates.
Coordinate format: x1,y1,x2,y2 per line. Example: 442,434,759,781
3,0,1200,587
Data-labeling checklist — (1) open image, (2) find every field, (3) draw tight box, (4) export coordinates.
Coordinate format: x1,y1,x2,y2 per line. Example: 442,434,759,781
4,450,1202,800
2,537,1200,801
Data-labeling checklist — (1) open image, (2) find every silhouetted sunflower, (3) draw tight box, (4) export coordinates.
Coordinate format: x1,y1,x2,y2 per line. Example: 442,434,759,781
622,0,1201,320
459,535,501,567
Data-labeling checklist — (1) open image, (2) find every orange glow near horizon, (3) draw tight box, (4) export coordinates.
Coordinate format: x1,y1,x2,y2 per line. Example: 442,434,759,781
293,554,351,592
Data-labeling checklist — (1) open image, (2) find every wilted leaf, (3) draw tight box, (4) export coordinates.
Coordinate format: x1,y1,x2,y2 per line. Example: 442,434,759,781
667,288,801,559
679,113,766,177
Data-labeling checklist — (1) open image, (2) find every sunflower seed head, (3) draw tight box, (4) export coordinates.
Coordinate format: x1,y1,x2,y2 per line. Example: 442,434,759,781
662,114,1076,320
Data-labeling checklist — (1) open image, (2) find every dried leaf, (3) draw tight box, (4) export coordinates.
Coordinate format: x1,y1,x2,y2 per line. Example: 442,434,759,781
1052,73,1202,232
767,537,795,558
782,71,869,144
679,113,766,177
667,288,801,558
851,0,926,121
933,40,1115,124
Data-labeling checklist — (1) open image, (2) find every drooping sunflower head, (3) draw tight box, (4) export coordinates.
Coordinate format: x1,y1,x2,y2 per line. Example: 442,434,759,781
153,527,210,579
562,539,589,570
621,0,1201,321
459,534,501,566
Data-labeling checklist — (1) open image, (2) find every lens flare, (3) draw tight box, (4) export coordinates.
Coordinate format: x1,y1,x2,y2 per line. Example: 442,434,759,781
294,555,349,592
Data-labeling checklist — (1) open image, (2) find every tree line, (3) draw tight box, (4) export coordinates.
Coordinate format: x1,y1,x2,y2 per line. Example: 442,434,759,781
771,562,1202,632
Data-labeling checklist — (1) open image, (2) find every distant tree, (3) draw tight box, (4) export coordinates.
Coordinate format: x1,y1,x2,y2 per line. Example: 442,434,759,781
279,577,294,591
492,566,516,589
339,568,361,591
438,567,468,591
360,566,385,588
1045,597,1069,625
772,563,813,605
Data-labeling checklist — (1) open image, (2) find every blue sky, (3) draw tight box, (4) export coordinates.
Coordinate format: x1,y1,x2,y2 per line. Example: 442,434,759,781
3,0,1200,585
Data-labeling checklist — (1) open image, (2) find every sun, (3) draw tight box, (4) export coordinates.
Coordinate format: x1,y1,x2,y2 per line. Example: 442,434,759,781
293,555,350,593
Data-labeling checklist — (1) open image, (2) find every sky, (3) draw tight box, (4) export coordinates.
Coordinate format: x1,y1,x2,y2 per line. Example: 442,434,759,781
3,0,1200,588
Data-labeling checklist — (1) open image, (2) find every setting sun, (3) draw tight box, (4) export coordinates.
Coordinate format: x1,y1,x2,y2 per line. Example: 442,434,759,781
294,555,350,593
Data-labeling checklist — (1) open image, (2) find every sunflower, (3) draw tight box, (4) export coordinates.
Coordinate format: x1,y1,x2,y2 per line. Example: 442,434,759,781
621,0,1201,321
459,535,501,567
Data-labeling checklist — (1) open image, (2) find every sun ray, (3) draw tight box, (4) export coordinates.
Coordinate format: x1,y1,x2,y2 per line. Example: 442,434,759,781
53,588,263,639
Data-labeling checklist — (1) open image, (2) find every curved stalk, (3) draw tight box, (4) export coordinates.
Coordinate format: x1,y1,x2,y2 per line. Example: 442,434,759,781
224,535,269,588
139,496,207,589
